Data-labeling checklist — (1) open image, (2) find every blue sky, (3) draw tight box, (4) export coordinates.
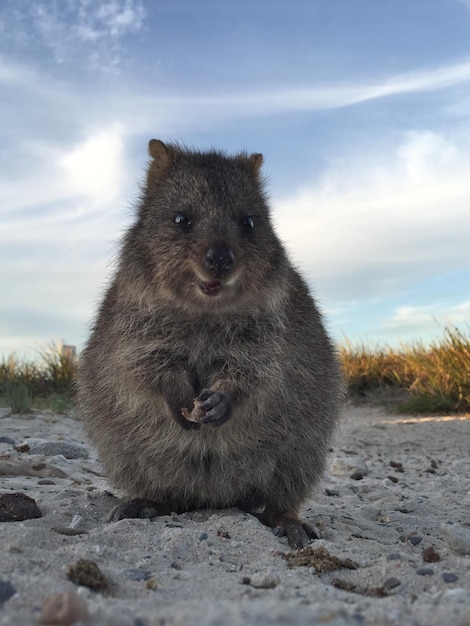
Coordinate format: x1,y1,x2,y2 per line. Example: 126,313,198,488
1,0,470,358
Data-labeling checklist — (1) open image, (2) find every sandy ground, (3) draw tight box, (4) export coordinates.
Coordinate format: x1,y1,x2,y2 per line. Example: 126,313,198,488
0,402,469,626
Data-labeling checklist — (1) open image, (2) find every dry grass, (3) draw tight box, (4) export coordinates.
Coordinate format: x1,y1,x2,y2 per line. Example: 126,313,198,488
340,326,470,413
1,327,469,414
0,343,77,413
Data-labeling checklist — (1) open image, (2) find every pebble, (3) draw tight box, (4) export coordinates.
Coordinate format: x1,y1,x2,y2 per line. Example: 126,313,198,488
19,438,89,459
441,523,470,556
422,546,440,562
0,492,42,522
325,488,340,497
0,436,15,445
330,457,369,478
383,577,401,592
386,553,401,561
442,573,459,583
0,580,16,606
350,470,365,481
246,570,280,589
408,534,423,546
39,591,89,625
416,567,434,576
125,568,152,581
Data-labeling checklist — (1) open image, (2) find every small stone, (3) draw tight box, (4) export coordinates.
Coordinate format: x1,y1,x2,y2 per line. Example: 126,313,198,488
0,436,15,445
20,439,89,459
350,470,365,480
408,533,423,546
66,559,109,592
397,504,415,514
325,488,340,497
441,523,470,556
38,479,56,485
423,546,440,563
0,492,42,522
199,532,209,541
389,461,404,472
0,581,16,606
386,553,401,561
248,570,280,589
69,514,84,529
331,457,369,477
125,568,151,581
39,591,89,625
383,577,401,592
442,572,458,583
386,475,399,484
416,567,434,576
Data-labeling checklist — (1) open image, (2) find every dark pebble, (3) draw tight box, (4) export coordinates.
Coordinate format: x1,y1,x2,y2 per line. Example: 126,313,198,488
390,461,404,472
126,568,152,582
350,470,364,480
386,475,399,483
0,492,42,522
165,522,184,528
325,488,340,497
442,573,458,583
416,567,434,576
67,559,109,592
408,534,423,546
397,506,414,514
199,532,209,541
383,577,401,592
0,581,16,606
423,546,441,563
387,553,401,561
38,479,56,485
0,437,15,445
171,562,183,570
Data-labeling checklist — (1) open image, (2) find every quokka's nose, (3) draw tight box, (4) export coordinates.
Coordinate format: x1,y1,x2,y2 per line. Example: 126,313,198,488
205,246,235,277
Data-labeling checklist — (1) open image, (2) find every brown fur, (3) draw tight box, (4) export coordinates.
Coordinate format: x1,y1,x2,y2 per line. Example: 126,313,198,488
78,140,344,548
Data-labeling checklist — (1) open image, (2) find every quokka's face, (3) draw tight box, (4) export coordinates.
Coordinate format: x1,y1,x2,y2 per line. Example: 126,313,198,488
137,146,287,313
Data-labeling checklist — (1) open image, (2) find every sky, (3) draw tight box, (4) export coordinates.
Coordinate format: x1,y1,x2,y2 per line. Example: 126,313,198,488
1,0,470,358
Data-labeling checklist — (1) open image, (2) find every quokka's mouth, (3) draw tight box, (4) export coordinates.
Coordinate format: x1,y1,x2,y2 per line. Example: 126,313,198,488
199,280,223,296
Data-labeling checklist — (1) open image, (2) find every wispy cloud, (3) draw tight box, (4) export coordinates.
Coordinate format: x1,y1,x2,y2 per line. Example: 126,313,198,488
0,0,145,73
129,59,470,120
384,301,470,335
275,129,470,304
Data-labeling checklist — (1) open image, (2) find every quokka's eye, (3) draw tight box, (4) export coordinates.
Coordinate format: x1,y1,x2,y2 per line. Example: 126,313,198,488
174,212,191,228
242,215,255,230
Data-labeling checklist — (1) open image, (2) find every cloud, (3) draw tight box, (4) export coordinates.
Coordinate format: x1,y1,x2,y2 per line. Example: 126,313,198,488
0,0,145,73
130,59,470,121
60,124,126,203
274,130,470,304
384,301,470,336
0,124,128,241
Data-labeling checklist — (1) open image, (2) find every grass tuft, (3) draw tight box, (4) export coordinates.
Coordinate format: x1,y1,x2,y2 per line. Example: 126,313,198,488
340,325,470,414
1,327,469,415
0,343,77,413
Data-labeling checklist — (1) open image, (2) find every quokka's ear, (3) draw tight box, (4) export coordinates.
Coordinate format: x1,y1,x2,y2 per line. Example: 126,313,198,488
238,152,264,179
146,139,176,193
248,153,264,176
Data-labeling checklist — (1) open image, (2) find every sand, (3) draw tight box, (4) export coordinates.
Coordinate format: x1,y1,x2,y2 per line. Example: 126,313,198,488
0,403,469,626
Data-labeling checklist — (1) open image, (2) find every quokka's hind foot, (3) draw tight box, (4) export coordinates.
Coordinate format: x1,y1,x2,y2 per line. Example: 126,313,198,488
261,509,320,549
107,498,171,522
